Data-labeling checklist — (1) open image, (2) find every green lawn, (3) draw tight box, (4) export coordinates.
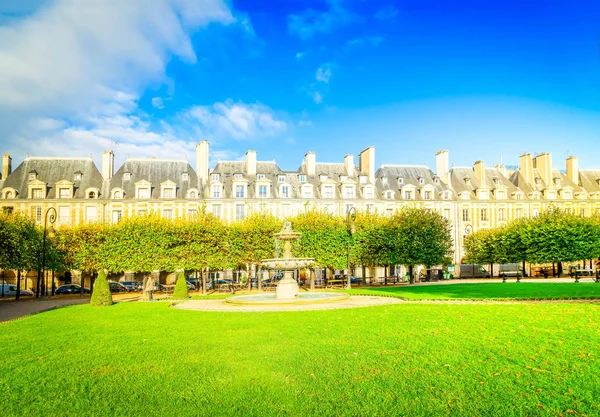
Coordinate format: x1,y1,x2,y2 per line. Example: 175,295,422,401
1,301,600,416
343,282,600,300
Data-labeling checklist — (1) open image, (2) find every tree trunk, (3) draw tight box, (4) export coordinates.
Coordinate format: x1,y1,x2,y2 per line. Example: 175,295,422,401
258,265,263,293
522,261,526,278
309,269,315,290
552,263,556,277
362,265,366,287
16,270,21,301
490,263,494,278
409,265,414,284
202,267,207,295
558,262,563,277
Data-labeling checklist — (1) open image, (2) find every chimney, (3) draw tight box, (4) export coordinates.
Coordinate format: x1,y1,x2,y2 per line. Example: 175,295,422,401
2,154,12,179
566,156,579,185
305,152,316,176
473,160,485,187
533,152,552,187
494,164,507,178
245,150,257,176
344,154,354,177
101,151,114,181
519,153,534,185
358,146,375,184
196,141,209,184
435,150,449,184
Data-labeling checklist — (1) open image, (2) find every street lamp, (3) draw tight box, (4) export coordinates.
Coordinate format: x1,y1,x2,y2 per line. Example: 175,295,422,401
346,206,357,290
37,207,56,299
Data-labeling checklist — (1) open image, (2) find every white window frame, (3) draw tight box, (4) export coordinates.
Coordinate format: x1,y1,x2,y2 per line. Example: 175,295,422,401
212,185,221,198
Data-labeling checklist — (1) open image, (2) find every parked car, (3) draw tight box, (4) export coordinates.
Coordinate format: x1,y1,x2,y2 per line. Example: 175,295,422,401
108,281,128,293
56,284,90,295
120,281,138,292
206,279,232,290
459,264,490,278
0,284,34,297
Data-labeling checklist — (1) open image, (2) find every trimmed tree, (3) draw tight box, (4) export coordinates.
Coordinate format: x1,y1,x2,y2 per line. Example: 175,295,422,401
172,271,189,300
90,269,112,306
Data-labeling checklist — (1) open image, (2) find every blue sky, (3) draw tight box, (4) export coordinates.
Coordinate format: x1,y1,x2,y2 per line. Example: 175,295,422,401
0,0,599,172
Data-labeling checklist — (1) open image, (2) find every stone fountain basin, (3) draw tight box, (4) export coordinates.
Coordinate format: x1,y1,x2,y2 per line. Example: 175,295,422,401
261,258,315,270
226,292,350,305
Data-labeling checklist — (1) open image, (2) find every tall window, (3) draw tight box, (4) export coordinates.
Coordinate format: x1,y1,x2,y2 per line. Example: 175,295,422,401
302,186,312,199
138,188,150,199
212,205,222,218
299,175,306,183
258,185,268,198
462,209,470,222
32,188,43,199
516,208,523,218
344,186,354,199
324,185,334,199
211,174,220,182
85,206,97,222
443,208,451,219
280,185,290,198
404,191,412,200
480,208,488,221
31,206,42,222
366,204,374,214
498,208,506,221
364,187,374,199
212,185,221,198
580,208,586,217
532,208,539,217
423,191,432,200
235,204,245,220
235,185,245,198
59,206,70,224
112,210,122,223
163,209,173,220
188,209,197,218
278,175,286,183
163,188,174,199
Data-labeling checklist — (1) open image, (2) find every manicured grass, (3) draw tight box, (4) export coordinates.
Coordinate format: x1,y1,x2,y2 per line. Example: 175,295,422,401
1,302,600,416
343,282,600,300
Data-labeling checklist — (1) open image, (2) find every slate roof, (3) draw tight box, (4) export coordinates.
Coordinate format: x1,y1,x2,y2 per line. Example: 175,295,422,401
110,158,198,199
2,157,103,199
376,165,448,200
210,161,284,199
451,167,519,196
579,170,600,193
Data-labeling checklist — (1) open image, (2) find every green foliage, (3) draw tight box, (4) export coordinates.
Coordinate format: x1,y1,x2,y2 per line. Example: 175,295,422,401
90,270,113,306
229,211,281,267
172,271,189,300
292,210,347,269
0,212,43,272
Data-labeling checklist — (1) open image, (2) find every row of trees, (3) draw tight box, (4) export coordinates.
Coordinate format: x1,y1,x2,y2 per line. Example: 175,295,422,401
1,208,454,295
463,210,600,275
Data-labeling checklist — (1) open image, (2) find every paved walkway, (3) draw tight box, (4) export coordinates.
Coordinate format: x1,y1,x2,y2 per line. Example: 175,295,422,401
173,295,404,312
0,297,90,323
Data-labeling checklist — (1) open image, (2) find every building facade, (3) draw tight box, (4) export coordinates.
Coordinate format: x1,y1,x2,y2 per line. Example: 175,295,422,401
2,143,600,266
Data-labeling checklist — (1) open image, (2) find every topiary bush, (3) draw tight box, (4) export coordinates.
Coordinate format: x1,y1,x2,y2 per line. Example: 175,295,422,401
172,271,189,300
90,269,113,306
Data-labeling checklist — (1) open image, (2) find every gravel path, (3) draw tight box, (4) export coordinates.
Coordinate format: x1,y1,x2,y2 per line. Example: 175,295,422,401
0,297,90,323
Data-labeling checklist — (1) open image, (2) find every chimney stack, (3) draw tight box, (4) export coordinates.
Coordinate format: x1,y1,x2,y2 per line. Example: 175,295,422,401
196,141,209,184
245,150,257,176
473,160,485,187
358,146,375,184
305,152,316,176
566,156,579,185
101,151,114,181
519,153,534,185
344,154,354,177
2,154,12,179
533,152,552,186
435,150,449,184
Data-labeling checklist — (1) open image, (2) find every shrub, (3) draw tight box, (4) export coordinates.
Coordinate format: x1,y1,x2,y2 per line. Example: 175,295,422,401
172,271,189,300
90,269,113,306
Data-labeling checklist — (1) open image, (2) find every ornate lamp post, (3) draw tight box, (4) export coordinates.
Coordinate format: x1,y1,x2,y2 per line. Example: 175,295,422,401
346,206,357,290
37,207,57,299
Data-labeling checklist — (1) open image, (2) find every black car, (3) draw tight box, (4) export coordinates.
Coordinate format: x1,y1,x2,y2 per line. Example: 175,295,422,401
55,284,90,295
120,281,138,292
108,282,128,293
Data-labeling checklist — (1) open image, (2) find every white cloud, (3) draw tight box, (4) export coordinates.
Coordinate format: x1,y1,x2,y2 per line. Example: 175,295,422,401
313,92,324,104
0,0,253,165
374,6,399,21
288,0,359,40
185,100,288,140
152,97,165,109
346,36,384,49
295,51,306,61
316,65,332,83
298,120,313,127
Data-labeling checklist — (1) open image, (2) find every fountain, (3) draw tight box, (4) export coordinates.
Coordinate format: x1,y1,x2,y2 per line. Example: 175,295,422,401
226,222,349,305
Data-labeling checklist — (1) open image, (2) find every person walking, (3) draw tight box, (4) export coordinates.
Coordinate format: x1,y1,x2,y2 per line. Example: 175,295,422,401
143,274,156,302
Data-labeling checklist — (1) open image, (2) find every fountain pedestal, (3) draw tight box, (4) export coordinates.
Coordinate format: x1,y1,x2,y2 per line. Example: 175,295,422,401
276,271,299,300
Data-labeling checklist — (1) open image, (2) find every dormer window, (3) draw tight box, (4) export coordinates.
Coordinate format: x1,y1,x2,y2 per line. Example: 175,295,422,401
493,177,499,185
442,191,450,200
188,190,197,198
113,190,123,199
163,188,175,199
343,185,354,199
278,175,286,183
59,188,71,199
123,172,131,181
418,177,425,185
212,174,220,182
434,177,440,185
234,174,243,180
464,177,471,185
182,172,189,181
138,188,150,199
554,178,561,187
397,177,404,185
88,191,96,199
257,174,265,180
340,175,348,182
319,174,328,182
423,191,432,200
359,175,367,184
4,191,14,199
404,191,413,200
212,185,222,198
74,171,82,181
535,177,541,185
363,186,374,199
280,185,290,198
299,175,306,183
386,191,394,199
301,185,312,198
28,171,37,181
